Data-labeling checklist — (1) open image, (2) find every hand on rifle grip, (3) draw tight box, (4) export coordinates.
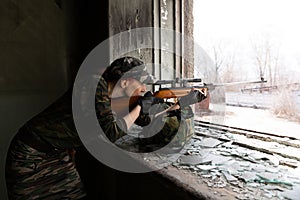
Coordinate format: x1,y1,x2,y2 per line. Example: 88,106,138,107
135,91,163,127
178,89,207,107
137,91,164,115
135,113,151,127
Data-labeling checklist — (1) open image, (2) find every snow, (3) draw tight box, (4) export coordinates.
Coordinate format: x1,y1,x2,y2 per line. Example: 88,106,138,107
196,105,300,140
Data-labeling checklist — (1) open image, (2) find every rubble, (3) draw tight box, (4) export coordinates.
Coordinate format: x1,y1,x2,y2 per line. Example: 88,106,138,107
116,120,300,199
173,133,300,200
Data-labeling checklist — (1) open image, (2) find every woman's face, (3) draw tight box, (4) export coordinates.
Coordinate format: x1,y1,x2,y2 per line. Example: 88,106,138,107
123,78,147,97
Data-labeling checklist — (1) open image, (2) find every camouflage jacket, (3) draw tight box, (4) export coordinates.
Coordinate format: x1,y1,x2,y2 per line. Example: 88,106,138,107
95,76,127,142
22,76,127,150
22,76,194,150
23,89,82,150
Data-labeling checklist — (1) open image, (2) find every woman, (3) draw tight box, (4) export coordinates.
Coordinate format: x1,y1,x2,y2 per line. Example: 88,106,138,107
5,57,154,199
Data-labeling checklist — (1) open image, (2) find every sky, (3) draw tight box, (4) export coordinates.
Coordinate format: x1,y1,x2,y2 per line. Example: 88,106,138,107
193,0,300,81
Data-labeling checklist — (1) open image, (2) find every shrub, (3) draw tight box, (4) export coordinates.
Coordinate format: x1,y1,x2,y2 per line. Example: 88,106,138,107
272,88,299,121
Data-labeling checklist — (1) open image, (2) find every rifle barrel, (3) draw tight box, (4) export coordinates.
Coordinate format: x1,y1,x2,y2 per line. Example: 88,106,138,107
211,80,267,87
150,78,202,85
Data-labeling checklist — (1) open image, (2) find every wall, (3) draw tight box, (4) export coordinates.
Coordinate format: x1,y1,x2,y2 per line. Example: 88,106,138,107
109,0,153,74
0,1,68,198
0,0,200,199
0,0,109,198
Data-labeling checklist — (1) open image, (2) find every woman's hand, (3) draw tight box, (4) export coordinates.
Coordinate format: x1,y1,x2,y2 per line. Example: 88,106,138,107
137,91,164,115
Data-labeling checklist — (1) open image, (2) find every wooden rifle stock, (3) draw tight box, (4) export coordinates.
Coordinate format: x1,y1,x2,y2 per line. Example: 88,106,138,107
153,87,208,99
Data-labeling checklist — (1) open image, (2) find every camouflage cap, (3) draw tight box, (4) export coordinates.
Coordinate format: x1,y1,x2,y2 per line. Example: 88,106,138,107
102,57,155,84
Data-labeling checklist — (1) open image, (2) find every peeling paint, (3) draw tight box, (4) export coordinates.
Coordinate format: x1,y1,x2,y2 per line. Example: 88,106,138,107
161,0,168,24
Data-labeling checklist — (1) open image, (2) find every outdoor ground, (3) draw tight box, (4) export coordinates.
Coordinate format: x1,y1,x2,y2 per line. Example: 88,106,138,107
223,106,300,139
196,103,300,140
192,105,300,199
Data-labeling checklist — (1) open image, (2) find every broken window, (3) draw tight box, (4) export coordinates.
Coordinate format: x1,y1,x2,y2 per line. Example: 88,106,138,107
186,1,300,199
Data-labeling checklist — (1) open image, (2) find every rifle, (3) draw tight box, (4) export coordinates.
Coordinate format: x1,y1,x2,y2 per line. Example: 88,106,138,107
111,78,207,117
111,77,267,116
151,77,267,97
150,78,208,99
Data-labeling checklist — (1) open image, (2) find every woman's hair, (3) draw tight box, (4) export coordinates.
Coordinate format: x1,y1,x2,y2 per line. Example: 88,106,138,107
102,57,145,83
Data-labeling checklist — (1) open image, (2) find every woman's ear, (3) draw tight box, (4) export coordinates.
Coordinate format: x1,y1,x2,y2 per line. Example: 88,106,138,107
120,79,128,88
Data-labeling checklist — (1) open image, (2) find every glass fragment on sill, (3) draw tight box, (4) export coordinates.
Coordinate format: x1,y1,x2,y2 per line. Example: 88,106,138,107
199,137,223,148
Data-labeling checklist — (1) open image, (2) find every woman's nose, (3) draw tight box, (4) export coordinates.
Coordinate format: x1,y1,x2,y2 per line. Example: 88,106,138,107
140,84,146,92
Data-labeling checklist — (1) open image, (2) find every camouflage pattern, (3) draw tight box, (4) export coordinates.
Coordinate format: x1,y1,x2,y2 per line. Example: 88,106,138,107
102,56,154,84
5,76,128,199
5,88,88,199
138,104,195,151
94,75,195,150
6,139,86,200
23,89,83,150
5,69,195,198
95,76,195,146
95,76,128,142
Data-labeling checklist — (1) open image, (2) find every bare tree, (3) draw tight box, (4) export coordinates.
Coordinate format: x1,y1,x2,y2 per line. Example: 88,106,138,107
221,47,238,83
250,31,281,87
203,40,228,83
208,40,242,84
212,43,224,76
